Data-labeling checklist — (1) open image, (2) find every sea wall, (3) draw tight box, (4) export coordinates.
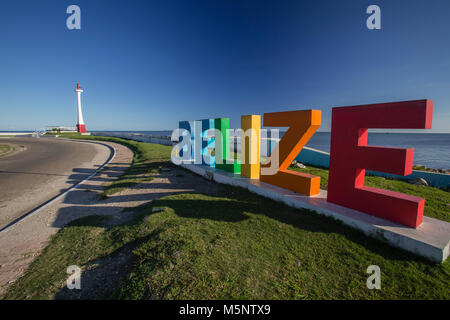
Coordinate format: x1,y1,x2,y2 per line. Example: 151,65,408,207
92,132,173,146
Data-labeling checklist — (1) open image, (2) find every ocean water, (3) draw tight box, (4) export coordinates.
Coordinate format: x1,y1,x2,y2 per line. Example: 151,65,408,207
95,131,450,170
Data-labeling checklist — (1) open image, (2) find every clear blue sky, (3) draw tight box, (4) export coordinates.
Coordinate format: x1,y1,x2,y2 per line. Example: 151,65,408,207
1,0,449,132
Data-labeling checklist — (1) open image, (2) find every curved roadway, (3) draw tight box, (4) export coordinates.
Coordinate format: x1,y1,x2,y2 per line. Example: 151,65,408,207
0,137,111,230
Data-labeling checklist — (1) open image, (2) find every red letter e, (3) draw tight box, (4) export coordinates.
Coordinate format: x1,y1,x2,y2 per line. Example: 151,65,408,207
327,100,433,228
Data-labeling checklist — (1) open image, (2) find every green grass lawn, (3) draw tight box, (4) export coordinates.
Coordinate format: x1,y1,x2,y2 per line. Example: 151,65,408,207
4,136,449,299
0,144,12,156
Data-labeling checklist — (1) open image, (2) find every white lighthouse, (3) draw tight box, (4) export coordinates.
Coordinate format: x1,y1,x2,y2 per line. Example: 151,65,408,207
75,82,87,133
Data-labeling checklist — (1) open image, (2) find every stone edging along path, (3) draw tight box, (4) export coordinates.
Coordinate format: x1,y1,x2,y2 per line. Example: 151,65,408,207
0,139,133,297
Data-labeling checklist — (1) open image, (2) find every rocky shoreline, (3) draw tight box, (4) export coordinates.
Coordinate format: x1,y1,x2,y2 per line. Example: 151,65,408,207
413,164,450,175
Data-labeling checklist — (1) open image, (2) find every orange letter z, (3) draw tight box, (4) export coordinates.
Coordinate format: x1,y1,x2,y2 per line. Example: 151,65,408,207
260,110,321,196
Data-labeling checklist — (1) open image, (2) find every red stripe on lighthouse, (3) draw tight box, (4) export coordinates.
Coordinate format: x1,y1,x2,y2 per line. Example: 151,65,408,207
77,124,87,133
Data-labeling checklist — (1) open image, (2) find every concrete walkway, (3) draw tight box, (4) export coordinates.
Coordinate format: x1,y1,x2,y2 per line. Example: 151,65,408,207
0,140,133,297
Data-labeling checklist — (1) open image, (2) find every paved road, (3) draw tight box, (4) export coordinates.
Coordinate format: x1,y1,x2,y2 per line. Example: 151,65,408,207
0,137,111,230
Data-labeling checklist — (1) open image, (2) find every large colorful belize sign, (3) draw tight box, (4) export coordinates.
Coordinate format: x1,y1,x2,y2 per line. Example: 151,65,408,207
172,100,433,229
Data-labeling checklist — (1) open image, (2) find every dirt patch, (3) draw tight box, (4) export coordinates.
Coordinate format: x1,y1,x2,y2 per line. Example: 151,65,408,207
55,244,135,300
50,165,222,299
